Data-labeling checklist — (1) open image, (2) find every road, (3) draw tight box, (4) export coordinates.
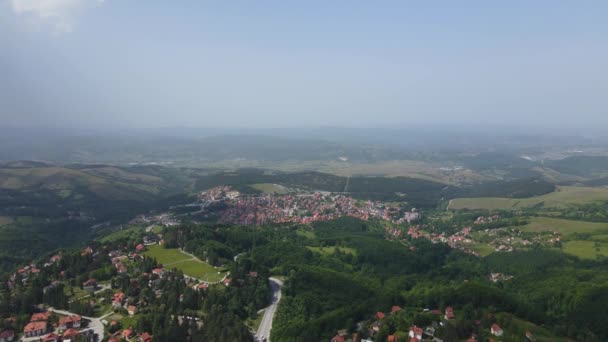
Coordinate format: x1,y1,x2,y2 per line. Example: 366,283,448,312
48,308,111,342
255,277,284,342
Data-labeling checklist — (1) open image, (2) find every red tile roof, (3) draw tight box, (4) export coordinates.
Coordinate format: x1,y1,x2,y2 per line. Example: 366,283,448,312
391,305,402,313
31,312,52,321
63,328,79,338
0,330,14,338
24,321,47,333
376,312,385,320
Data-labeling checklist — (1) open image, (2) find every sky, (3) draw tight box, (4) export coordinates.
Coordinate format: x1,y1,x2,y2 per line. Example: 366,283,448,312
1,1,607,129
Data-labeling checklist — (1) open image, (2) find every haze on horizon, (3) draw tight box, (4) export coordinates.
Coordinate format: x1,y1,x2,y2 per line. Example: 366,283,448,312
1,1,607,130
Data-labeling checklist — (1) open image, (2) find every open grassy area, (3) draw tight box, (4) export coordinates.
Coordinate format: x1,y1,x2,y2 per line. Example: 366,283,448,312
306,246,357,256
519,217,608,236
562,240,608,260
470,243,495,257
143,245,191,265
144,245,226,281
250,183,288,194
448,186,608,210
295,229,316,239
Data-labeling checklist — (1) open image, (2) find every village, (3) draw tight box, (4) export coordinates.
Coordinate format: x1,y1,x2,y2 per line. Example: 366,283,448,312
195,186,421,226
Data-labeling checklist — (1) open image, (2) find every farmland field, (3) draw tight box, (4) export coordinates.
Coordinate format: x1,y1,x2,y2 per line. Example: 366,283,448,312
518,217,608,236
448,186,608,210
562,240,608,259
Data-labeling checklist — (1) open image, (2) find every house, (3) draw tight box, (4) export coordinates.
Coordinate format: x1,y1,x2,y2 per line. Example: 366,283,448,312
83,278,97,291
376,312,385,320
330,336,345,342
112,292,125,308
122,328,134,339
135,243,145,252
444,306,455,320
138,332,153,342
0,330,14,342
23,321,48,337
197,283,209,291
63,328,80,339
128,305,138,316
41,333,60,342
223,278,232,286
58,315,82,330
30,311,52,322
409,325,423,341
248,271,258,277
525,331,536,341
391,305,402,314
491,323,503,336
152,268,165,277
387,335,396,342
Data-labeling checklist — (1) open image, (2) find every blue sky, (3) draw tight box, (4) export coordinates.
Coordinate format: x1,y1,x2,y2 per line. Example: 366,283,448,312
1,1,607,129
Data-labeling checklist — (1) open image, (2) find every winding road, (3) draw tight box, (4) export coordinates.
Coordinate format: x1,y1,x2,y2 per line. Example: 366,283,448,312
254,277,284,342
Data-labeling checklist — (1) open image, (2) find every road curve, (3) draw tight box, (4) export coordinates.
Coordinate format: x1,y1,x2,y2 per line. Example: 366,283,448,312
255,277,284,342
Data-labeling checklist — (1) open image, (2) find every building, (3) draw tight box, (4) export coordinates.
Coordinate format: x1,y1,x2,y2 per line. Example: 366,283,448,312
83,278,97,291
445,306,455,320
491,323,503,336
23,321,48,338
128,305,138,316
63,328,80,340
58,315,82,330
30,312,52,322
409,325,423,341
0,330,14,342
138,332,153,342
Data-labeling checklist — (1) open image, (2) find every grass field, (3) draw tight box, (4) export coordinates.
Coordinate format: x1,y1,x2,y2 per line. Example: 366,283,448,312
295,229,316,239
250,183,288,194
143,245,191,264
307,246,357,256
448,186,608,210
100,226,143,244
562,240,608,259
470,243,495,257
518,217,608,236
143,245,226,281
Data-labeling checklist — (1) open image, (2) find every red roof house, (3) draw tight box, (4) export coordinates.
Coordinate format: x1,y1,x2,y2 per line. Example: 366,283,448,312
445,306,455,320
23,321,47,338
63,328,79,339
391,305,402,314
491,323,503,336
376,312,385,320
0,330,15,342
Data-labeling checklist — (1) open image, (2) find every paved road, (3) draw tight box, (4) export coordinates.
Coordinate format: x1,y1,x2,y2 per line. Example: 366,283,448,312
255,277,284,342
48,308,111,342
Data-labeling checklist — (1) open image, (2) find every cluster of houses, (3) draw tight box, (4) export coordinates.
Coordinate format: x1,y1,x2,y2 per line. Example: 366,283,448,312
12,310,95,342
329,305,537,342
196,186,421,226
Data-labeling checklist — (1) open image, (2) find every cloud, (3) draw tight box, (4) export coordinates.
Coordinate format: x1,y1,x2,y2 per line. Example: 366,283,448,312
10,0,104,33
